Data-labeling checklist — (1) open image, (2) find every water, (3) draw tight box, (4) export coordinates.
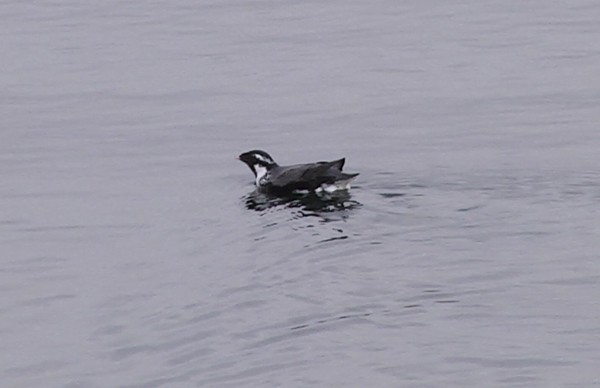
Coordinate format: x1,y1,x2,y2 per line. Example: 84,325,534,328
2,1,600,387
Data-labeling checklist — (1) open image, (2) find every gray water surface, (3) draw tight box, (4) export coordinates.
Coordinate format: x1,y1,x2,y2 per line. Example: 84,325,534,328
2,1,600,387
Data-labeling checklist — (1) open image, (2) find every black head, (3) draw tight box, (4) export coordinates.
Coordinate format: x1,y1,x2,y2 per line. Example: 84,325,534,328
237,150,278,177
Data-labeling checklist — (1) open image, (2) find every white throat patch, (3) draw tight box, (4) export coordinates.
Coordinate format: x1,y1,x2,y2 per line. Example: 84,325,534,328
254,164,269,186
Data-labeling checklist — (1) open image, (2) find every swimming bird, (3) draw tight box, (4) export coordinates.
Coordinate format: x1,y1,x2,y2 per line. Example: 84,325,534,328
237,150,359,195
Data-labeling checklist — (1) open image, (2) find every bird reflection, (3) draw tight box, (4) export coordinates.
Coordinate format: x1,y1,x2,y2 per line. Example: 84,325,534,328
243,189,361,214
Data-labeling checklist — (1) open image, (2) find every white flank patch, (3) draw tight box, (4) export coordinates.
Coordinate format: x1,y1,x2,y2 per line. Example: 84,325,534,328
254,164,268,186
316,177,355,194
293,189,311,195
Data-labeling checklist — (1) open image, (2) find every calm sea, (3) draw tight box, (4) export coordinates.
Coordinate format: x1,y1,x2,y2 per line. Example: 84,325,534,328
2,1,600,387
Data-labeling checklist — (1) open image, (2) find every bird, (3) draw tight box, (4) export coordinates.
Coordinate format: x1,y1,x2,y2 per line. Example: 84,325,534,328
237,150,359,195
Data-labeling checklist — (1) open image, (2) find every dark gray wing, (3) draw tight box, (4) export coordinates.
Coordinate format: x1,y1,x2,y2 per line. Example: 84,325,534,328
270,160,348,190
268,164,321,188
316,158,345,170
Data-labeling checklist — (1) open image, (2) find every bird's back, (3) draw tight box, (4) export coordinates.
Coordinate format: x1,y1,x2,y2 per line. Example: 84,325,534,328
268,158,357,191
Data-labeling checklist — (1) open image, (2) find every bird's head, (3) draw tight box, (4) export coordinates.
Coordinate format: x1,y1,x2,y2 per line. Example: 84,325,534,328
237,150,278,183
